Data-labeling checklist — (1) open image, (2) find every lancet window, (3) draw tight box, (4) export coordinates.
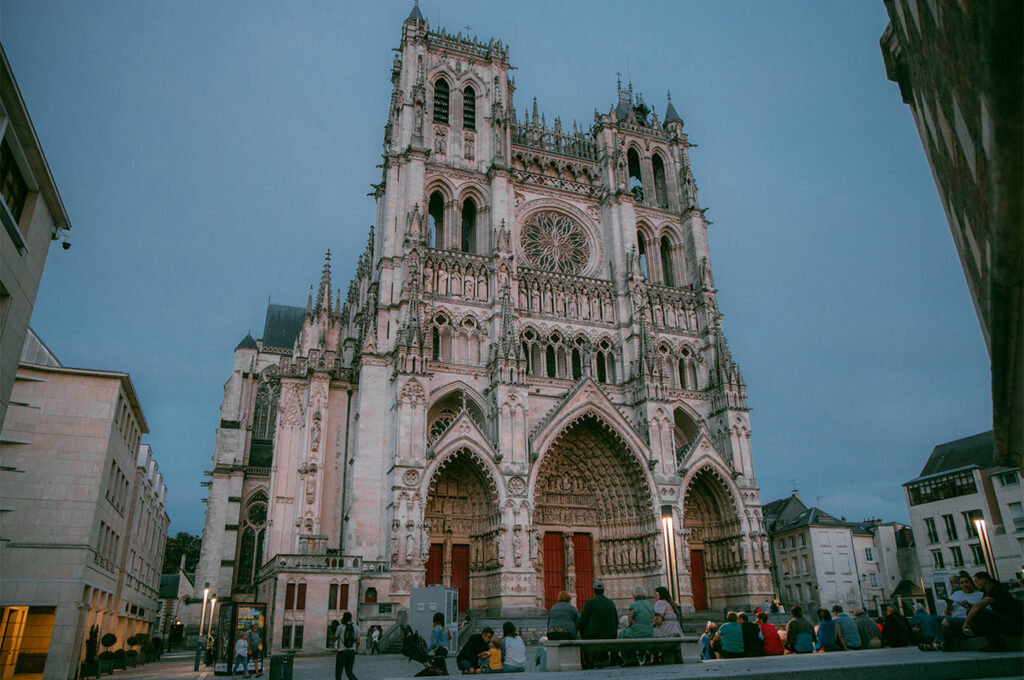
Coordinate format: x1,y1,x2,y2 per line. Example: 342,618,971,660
433,78,450,125
660,235,675,288
428,191,445,249
637,230,648,279
627,148,643,201
595,339,616,383
461,198,477,254
463,85,476,131
652,153,669,208
235,491,268,590
430,313,483,365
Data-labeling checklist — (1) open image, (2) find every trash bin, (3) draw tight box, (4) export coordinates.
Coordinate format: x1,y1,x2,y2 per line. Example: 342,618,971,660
268,654,293,680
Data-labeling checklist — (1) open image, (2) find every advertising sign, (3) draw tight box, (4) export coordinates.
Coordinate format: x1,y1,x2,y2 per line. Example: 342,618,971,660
213,602,268,675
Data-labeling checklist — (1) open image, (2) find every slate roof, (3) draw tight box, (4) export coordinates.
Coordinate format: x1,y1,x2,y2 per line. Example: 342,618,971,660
762,494,808,532
261,303,305,349
916,431,994,478
664,99,682,124
235,332,258,351
764,494,862,534
407,1,423,21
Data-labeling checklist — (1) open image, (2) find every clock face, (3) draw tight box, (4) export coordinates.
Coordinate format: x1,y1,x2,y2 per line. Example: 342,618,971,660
520,211,592,276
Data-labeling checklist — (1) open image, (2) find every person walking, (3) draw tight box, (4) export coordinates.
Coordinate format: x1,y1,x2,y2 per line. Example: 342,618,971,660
546,591,579,640
247,623,262,677
333,611,360,680
784,606,816,654
231,632,249,678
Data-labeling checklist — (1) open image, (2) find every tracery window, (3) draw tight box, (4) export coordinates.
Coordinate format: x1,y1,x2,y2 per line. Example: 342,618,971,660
463,86,476,131
249,377,280,467
652,153,668,208
235,492,267,589
637,231,648,279
520,211,591,276
660,236,675,288
433,79,450,124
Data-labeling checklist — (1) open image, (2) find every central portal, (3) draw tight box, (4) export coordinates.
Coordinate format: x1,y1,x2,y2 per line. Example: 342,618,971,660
533,414,660,605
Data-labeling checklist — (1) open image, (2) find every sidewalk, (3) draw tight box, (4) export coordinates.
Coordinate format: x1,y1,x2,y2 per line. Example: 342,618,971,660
111,647,1023,680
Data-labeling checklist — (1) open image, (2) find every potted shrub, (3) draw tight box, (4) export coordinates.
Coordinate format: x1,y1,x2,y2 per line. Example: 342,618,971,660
112,649,126,671
81,626,100,679
127,634,147,665
99,634,117,674
142,638,157,663
125,649,138,668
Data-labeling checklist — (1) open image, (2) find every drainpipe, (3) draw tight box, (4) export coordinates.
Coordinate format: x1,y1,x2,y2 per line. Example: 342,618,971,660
339,389,354,552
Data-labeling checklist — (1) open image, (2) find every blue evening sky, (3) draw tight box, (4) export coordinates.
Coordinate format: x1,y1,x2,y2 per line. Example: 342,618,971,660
1,1,991,535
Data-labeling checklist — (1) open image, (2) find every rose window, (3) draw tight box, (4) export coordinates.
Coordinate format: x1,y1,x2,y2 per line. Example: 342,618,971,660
521,211,592,275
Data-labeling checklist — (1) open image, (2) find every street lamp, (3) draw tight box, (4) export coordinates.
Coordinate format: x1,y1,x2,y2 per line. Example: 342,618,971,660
661,505,680,604
198,583,210,638
973,518,999,580
206,597,218,637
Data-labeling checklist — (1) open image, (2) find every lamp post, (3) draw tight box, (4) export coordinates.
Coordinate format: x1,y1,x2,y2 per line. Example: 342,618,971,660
195,583,209,672
661,505,680,605
206,597,218,637
973,518,999,580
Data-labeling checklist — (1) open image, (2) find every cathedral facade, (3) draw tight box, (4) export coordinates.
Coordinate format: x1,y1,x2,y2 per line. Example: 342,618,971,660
194,6,772,654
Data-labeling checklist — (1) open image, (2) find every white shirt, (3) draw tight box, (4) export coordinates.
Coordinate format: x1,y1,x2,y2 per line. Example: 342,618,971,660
947,589,984,618
503,635,526,667
334,624,361,651
234,638,248,657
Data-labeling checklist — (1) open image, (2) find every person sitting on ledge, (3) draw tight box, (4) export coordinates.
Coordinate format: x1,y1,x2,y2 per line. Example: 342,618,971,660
784,606,815,654
962,571,1024,652
853,609,881,649
619,585,655,666
713,611,745,659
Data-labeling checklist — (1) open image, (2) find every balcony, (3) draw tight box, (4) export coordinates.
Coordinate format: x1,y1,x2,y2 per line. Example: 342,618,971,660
269,554,362,574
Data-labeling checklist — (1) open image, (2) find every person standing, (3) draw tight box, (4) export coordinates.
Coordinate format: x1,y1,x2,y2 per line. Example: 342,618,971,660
333,611,360,680
247,624,262,677
784,606,816,654
579,580,617,668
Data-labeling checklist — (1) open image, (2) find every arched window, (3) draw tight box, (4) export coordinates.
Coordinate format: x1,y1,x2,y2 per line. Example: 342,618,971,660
432,327,441,361
249,378,279,467
546,345,557,378
678,358,688,389
596,351,607,383
433,79,450,124
652,154,668,208
461,198,477,253
627,149,643,201
660,235,675,287
571,348,582,380
637,231,648,279
428,191,445,249
463,86,476,131
235,492,268,589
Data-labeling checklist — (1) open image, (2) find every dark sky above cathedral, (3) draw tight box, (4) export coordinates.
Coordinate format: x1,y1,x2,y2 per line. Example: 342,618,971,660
2,1,990,534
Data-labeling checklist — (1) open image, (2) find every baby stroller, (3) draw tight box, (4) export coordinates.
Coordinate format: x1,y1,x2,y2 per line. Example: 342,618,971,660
400,625,449,676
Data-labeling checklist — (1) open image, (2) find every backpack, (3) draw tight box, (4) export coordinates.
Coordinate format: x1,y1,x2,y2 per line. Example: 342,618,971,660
343,623,356,648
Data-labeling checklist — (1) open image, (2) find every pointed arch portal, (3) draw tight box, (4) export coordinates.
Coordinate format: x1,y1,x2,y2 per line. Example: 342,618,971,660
533,414,660,606
424,448,500,611
682,467,743,611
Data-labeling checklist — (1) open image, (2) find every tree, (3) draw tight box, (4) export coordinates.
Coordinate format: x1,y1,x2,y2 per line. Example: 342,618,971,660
162,532,201,574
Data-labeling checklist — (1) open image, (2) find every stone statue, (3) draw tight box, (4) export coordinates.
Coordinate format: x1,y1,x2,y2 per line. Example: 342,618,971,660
405,532,415,563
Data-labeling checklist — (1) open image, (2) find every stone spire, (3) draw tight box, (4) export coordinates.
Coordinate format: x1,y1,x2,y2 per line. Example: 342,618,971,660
314,249,332,316
398,270,425,350
664,90,683,127
497,281,520,359
304,285,313,318
406,0,423,22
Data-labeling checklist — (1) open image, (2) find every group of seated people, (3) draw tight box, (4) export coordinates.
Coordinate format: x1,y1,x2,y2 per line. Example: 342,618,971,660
445,621,527,674
701,605,885,658
907,570,1024,652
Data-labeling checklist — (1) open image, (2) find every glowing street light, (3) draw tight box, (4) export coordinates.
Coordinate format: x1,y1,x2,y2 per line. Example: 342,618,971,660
973,518,999,580
206,597,218,637
198,583,210,639
661,505,680,604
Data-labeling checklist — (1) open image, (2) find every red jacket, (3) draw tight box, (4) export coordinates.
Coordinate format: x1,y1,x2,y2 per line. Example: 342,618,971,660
759,623,785,656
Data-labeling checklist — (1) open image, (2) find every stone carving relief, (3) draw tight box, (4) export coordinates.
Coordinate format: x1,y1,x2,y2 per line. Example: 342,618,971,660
507,476,526,496
464,132,475,161
402,469,420,487
434,126,448,157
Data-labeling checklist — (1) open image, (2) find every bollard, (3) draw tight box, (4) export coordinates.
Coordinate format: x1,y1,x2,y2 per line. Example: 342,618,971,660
194,640,202,672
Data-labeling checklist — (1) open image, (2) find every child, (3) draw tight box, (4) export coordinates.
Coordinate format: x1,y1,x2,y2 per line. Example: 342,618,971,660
481,637,502,674
535,636,548,671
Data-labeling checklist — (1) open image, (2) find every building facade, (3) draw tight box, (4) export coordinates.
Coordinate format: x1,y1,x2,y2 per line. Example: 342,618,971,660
904,431,1023,591
0,332,168,680
880,0,1023,470
193,7,772,654
0,46,72,431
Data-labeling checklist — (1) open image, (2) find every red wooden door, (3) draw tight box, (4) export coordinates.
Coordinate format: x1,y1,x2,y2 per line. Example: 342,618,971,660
573,533,594,603
690,549,707,611
425,543,442,586
451,545,470,612
543,532,565,609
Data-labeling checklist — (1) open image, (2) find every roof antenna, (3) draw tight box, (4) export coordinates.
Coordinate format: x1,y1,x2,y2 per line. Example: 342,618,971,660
788,478,798,494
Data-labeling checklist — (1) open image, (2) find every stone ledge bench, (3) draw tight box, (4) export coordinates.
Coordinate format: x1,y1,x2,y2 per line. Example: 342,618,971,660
544,637,685,672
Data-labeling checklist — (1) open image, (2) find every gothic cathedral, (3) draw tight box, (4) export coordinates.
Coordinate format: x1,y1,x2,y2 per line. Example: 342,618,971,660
194,5,772,653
